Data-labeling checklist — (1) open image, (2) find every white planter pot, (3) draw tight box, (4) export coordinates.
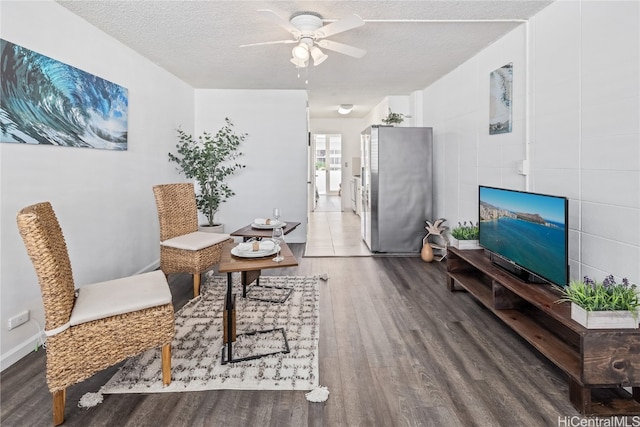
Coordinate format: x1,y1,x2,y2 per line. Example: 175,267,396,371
199,224,224,233
449,236,481,250
571,303,638,329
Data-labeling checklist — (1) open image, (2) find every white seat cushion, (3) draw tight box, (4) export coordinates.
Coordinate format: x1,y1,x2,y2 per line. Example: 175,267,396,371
160,231,230,251
69,270,172,327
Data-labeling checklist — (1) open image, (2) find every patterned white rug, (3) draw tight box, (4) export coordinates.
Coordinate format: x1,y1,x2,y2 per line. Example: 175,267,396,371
101,274,319,393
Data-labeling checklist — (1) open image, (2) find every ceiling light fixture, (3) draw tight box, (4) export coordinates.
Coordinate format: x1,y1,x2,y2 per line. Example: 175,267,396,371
241,11,366,71
310,46,328,66
290,56,308,68
338,104,354,115
291,42,310,61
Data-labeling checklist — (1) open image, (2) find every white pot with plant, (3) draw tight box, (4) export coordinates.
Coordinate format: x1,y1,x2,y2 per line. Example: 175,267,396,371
381,108,404,126
448,221,480,250
554,275,639,329
168,118,247,232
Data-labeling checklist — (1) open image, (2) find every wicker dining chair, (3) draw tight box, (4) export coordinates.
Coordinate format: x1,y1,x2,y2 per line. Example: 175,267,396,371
16,202,175,426
152,183,232,298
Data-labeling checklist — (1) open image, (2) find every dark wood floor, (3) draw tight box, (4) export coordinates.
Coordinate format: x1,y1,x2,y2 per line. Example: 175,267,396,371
1,244,581,426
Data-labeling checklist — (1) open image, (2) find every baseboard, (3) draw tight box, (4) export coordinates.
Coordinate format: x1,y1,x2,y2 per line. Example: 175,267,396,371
1,327,45,372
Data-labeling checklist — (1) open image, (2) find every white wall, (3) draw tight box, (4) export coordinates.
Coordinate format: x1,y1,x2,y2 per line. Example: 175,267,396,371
423,0,640,284
0,1,193,368
193,90,308,243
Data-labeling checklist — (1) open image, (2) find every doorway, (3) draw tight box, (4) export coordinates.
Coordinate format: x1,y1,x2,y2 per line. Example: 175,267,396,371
305,133,371,257
313,134,342,198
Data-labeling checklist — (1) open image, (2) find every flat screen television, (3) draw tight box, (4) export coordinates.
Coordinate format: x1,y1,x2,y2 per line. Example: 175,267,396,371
478,186,569,287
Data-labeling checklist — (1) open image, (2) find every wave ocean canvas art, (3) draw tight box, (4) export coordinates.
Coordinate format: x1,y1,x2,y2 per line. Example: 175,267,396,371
0,39,128,150
489,62,513,135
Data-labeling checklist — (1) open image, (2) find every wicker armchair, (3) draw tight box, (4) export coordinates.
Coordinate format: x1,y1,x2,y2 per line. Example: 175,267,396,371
16,202,175,426
152,183,232,298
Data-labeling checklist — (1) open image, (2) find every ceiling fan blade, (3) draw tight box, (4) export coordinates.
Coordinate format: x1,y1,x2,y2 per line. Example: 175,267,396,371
317,40,366,58
257,9,300,36
314,14,364,39
240,40,296,48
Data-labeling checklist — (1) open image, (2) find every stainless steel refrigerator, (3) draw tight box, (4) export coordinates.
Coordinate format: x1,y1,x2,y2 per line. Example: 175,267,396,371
361,125,433,253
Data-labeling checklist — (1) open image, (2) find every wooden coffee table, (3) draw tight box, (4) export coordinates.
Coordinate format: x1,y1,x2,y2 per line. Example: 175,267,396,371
218,240,298,364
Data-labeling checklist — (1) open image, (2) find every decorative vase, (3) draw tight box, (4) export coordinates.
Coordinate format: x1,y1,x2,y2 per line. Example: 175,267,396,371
570,303,638,329
421,242,434,262
449,236,481,250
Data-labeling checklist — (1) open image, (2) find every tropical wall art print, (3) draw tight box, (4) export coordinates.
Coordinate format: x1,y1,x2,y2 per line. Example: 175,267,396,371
0,39,128,150
489,62,513,135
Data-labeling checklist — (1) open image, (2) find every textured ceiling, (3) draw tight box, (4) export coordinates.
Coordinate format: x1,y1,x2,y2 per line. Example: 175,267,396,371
56,1,554,118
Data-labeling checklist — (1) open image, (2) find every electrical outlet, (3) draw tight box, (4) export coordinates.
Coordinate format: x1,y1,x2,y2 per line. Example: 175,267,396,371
517,160,530,176
8,310,29,330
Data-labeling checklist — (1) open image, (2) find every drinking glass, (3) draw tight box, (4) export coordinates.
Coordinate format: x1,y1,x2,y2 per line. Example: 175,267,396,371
271,226,284,262
273,207,281,223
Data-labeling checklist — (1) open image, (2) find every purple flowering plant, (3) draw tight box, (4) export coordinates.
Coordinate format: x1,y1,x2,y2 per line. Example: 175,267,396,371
555,275,639,313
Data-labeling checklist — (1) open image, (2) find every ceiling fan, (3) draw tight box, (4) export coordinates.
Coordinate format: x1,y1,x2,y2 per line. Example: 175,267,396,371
240,10,366,68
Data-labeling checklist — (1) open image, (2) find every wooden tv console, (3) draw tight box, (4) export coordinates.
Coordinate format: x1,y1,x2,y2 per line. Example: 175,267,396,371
446,247,640,416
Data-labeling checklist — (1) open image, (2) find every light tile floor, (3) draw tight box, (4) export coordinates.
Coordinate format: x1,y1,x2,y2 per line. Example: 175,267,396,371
305,196,371,257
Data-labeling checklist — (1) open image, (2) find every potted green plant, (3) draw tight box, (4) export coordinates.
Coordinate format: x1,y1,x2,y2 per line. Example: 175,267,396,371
554,275,639,329
168,118,247,231
381,108,404,125
448,221,480,250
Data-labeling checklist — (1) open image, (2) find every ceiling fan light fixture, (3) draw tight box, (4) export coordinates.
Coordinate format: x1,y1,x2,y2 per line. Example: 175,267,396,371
310,46,328,66
245,10,366,74
290,56,308,68
292,42,310,61
338,104,354,115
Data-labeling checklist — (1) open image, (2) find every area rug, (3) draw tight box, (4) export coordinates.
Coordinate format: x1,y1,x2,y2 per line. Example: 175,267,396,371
101,274,319,393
